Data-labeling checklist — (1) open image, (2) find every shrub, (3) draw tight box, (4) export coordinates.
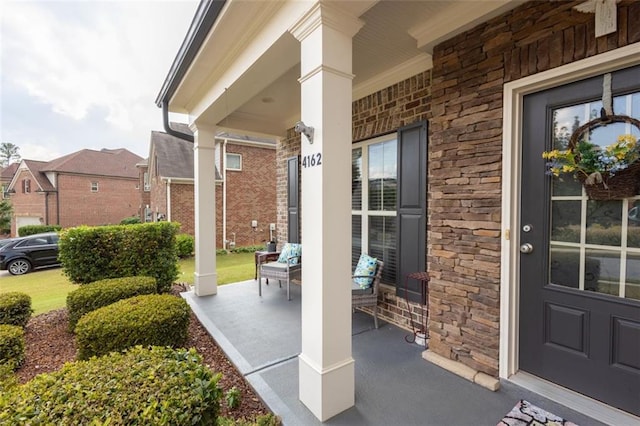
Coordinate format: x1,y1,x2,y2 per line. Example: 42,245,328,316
217,414,281,426
17,225,61,237
0,325,24,370
0,292,32,328
176,233,195,258
75,294,190,360
58,222,179,292
120,216,141,225
0,346,222,425
66,276,157,331
225,386,242,410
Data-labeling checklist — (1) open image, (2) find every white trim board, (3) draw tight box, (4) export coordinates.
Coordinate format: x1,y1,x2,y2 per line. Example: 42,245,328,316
499,42,640,425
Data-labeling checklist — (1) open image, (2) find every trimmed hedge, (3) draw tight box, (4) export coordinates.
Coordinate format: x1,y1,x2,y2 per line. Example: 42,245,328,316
75,294,190,360
120,216,142,225
0,346,222,425
17,225,61,237
66,276,157,331
0,325,25,370
58,222,179,292
176,233,194,258
0,292,32,328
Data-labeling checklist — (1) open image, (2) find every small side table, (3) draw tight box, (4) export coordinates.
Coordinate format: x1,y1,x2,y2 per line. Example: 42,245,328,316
403,271,430,347
255,250,281,280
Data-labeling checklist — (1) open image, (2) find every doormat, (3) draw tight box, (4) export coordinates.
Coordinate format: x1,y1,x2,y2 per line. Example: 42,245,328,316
497,400,578,426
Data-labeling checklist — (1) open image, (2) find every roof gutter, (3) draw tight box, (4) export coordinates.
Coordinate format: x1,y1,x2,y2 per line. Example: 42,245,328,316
155,0,227,142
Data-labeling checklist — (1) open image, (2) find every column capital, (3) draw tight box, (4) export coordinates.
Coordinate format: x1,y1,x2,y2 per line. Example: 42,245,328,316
289,1,364,42
191,122,217,149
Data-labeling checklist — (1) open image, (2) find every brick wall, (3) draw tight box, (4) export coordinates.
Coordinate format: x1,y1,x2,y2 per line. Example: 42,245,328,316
57,174,139,227
225,143,277,248
427,0,639,376
149,173,168,222
9,170,47,236
169,182,194,235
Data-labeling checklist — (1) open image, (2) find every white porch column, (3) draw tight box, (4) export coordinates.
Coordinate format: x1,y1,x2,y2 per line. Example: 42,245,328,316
290,3,363,422
191,123,217,296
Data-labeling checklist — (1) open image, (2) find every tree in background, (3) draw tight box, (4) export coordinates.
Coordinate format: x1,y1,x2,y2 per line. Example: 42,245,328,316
0,143,21,167
0,199,12,235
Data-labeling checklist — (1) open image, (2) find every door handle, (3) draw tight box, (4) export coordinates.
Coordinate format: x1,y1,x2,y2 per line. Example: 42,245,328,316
520,243,534,254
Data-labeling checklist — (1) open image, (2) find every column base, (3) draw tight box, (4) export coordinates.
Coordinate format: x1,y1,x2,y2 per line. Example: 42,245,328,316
194,272,217,296
299,353,355,422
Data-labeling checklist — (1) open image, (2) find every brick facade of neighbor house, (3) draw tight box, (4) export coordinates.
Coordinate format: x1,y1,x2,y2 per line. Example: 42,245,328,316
7,149,142,236
225,143,277,248
426,0,639,377
10,168,48,235
55,174,139,228
145,128,277,248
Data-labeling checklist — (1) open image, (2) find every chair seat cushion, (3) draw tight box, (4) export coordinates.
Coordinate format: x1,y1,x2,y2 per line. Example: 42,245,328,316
352,280,374,295
353,253,377,288
261,261,301,272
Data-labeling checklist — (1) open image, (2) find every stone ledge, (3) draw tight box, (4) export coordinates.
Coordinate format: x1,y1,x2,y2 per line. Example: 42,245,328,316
422,350,500,392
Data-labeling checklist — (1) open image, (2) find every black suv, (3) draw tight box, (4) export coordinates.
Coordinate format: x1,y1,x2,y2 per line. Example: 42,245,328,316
0,232,60,275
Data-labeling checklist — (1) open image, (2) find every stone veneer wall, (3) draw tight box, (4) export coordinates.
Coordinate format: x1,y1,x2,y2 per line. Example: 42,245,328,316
428,0,639,376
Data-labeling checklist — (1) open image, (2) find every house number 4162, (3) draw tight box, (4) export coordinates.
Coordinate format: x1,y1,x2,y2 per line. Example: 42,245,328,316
302,153,322,168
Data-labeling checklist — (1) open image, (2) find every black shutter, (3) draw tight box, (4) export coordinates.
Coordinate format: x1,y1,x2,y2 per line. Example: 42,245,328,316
396,121,427,303
287,156,299,243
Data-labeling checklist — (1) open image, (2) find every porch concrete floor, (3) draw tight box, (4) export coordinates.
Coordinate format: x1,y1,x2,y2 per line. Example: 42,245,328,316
183,280,605,426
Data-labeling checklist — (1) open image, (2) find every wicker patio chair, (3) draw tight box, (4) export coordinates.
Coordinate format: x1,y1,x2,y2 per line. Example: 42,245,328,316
257,251,301,300
352,259,384,328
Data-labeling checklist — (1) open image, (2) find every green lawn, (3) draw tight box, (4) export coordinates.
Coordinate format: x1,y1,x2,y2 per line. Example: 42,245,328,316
0,252,256,315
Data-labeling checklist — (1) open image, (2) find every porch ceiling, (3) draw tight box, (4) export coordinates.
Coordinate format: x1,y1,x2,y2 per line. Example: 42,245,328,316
170,0,524,137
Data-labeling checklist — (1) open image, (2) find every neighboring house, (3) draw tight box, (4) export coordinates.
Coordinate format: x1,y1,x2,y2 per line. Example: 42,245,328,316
138,124,277,248
6,148,142,236
156,0,640,423
1,163,19,199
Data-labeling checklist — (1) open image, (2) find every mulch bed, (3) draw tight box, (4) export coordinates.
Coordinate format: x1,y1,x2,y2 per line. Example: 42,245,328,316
15,288,272,422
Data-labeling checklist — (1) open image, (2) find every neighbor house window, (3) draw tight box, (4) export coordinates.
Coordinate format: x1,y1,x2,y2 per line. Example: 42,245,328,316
91,182,99,192
22,179,30,193
352,135,398,283
143,172,150,191
226,153,242,171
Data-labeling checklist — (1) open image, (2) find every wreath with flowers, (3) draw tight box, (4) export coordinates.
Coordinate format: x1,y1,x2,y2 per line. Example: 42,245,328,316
542,115,640,199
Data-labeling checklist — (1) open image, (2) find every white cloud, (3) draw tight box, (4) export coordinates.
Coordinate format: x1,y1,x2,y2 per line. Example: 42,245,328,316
1,0,198,159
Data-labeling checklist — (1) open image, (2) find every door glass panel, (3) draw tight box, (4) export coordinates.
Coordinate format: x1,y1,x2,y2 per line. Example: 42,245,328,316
548,92,640,298
550,245,580,288
586,200,622,246
551,200,581,243
586,249,620,296
626,251,640,300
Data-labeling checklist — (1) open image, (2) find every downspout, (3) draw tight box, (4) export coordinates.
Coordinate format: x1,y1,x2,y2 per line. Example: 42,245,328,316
167,178,172,221
222,139,227,250
162,101,194,142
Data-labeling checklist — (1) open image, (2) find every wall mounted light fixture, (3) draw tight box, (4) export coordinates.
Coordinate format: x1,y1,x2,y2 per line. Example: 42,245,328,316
294,121,314,144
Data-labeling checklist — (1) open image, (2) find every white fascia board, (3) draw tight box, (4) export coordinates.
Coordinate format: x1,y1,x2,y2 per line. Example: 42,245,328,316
161,177,194,184
179,1,310,122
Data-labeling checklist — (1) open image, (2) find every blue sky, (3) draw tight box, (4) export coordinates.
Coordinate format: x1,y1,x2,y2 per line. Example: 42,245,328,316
1,0,198,162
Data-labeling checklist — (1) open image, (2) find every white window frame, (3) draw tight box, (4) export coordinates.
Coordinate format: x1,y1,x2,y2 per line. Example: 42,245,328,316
143,172,150,191
91,182,99,192
226,153,242,171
